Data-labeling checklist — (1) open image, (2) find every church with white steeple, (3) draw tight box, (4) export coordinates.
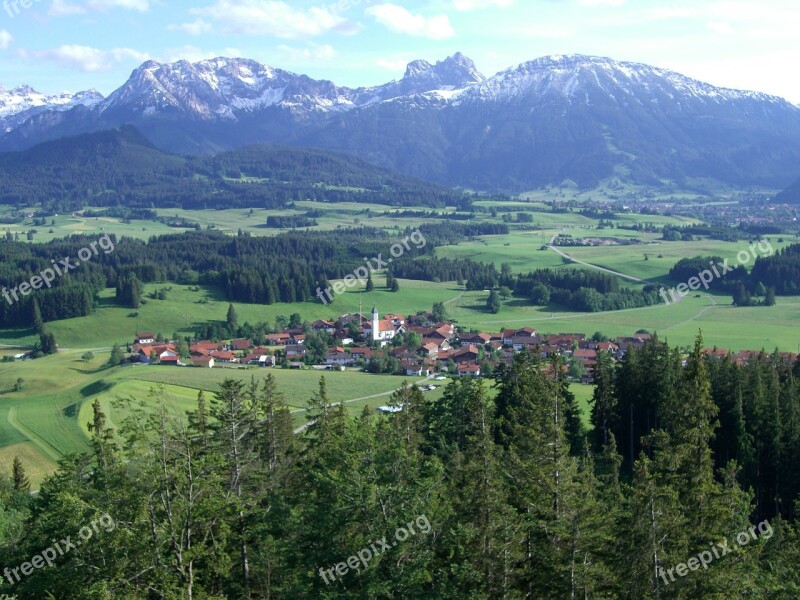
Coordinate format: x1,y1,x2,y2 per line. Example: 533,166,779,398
369,307,397,345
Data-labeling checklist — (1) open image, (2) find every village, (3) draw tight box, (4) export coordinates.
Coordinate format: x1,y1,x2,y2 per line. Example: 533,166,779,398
127,307,617,381
124,306,794,386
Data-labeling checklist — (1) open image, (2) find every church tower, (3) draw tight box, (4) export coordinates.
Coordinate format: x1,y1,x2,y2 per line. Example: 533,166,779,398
371,307,380,342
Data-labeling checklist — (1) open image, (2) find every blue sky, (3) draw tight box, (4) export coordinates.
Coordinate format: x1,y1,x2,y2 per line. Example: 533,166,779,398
0,0,797,103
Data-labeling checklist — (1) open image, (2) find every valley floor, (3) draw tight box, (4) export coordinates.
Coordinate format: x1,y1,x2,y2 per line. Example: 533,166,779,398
1,216,796,487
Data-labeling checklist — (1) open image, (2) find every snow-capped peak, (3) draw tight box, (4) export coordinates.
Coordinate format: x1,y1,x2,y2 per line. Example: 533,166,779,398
100,56,353,119
0,85,104,119
459,54,789,106
402,52,484,87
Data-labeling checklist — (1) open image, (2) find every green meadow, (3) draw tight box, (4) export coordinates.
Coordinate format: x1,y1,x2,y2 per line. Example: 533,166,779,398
0,346,442,488
1,198,796,485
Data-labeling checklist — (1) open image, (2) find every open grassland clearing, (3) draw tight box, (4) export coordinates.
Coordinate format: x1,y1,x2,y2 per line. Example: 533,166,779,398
0,346,444,485
518,180,770,204
564,237,794,283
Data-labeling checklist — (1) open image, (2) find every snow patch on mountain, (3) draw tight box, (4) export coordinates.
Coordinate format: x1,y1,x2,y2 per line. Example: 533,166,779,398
0,85,103,119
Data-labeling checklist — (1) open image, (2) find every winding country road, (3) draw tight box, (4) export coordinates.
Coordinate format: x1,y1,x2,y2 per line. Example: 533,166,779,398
292,375,435,434
548,230,649,283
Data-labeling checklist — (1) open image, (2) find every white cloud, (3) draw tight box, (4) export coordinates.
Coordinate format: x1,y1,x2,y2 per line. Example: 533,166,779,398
28,45,149,72
367,4,455,39
50,0,150,16
278,43,336,62
0,30,12,50
190,1,350,39
452,0,514,10
169,20,214,36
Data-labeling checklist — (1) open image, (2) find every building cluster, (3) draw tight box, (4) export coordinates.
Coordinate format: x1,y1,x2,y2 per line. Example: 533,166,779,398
129,310,797,382
126,309,666,382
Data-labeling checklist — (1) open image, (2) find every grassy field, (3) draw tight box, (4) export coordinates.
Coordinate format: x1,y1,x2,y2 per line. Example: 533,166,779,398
1,198,795,486
564,237,793,283
1,212,190,243
2,202,504,242
0,345,442,487
0,277,470,349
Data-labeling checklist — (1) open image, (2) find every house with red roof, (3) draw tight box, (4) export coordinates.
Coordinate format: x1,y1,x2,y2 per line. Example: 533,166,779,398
457,363,482,378
230,339,252,352
421,342,440,358
312,320,336,334
210,350,238,363
265,333,291,346
451,345,480,364
402,361,432,377
460,332,491,346
191,341,221,356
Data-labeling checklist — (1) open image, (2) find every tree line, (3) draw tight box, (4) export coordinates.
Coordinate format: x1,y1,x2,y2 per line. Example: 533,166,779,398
3,335,800,597
1,224,505,327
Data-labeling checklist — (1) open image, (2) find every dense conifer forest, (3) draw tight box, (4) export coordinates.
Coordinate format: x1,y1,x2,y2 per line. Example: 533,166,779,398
0,127,470,210
2,337,799,598
0,225,507,326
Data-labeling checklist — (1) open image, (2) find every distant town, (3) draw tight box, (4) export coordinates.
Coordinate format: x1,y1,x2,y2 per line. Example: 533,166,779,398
122,306,794,386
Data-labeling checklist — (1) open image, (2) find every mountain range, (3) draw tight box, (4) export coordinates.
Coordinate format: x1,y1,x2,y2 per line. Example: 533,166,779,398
3,53,800,193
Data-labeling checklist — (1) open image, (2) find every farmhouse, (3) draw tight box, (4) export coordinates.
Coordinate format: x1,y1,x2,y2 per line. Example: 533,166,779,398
135,332,155,344
192,356,215,368
265,333,291,346
210,350,238,363
230,339,252,351
457,363,482,378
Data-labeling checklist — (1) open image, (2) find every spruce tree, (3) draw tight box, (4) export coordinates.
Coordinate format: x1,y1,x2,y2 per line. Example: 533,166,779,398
226,303,238,334
31,297,44,335
12,455,30,494
108,343,124,367
189,389,210,448
39,330,57,355
486,290,501,313
590,348,616,452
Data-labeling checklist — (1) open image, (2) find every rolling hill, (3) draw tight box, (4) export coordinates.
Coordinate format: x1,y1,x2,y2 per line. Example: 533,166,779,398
0,126,467,209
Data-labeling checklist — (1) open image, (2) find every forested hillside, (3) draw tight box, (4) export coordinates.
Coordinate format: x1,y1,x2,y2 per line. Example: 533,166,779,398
750,243,800,294
0,126,468,210
0,225,507,327
2,337,800,598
